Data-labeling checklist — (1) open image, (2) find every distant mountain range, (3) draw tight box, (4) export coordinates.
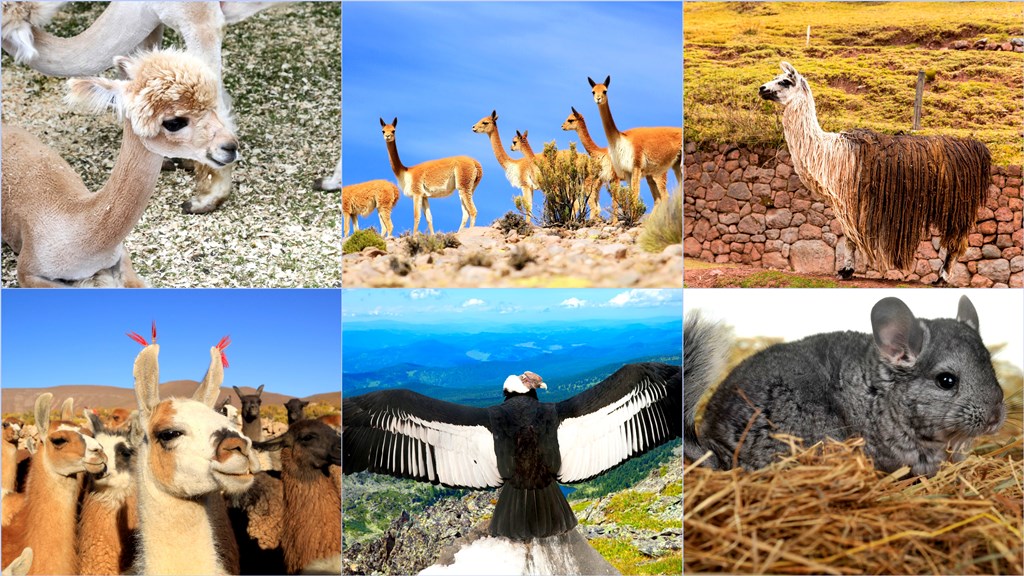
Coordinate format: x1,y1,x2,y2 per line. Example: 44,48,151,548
1,381,340,415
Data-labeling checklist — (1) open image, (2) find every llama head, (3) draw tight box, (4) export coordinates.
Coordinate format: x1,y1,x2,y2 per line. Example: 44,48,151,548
284,398,310,424
380,117,398,142
588,76,611,105
133,344,260,498
107,407,132,430
255,419,340,481
471,110,499,135
82,409,136,495
65,49,239,169
759,62,811,106
233,385,264,424
33,393,107,478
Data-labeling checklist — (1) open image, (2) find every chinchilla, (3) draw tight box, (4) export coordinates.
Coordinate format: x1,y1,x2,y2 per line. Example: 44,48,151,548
684,295,1005,477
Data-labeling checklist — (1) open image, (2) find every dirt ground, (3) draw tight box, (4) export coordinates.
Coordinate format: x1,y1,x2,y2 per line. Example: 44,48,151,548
684,259,920,288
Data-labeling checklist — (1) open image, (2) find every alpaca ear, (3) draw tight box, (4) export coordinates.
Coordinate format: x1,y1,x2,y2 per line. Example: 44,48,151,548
59,397,74,422
193,347,224,408
871,297,924,367
133,345,161,416
34,393,53,435
112,54,135,79
781,61,797,76
956,295,980,332
65,77,126,117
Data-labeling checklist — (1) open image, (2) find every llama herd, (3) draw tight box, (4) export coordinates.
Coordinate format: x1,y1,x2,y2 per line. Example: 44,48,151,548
340,75,683,238
0,339,341,575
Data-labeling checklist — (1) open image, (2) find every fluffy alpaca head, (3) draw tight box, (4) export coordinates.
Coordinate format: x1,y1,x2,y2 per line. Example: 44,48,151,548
588,76,611,105
133,345,260,498
33,393,107,478
758,61,812,107
65,49,239,168
233,385,264,424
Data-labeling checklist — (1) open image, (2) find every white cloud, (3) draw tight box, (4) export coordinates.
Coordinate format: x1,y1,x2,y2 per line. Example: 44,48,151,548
462,298,486,308
560,298,587,308
608,289,672,307
410,289,442,300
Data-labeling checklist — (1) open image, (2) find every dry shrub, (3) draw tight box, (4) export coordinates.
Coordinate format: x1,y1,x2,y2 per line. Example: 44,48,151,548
493,211,532,237
611,183,647,228
685,435,1023,575
402,232,461,256
639,191,682,252
507,246,535,271
535,142,600,229
342,228,386,255
459,251,493,268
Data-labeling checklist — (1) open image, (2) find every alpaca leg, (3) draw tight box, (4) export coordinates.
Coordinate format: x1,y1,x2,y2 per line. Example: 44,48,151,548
183,164,233,214
587,179,601,221
836,236,856,279
422,197,435,235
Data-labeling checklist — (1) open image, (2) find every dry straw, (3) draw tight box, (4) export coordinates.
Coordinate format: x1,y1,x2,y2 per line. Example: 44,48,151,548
684,435,1022,575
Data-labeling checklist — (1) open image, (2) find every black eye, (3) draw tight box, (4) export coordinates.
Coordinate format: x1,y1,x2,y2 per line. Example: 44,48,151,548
936,372,958,390
51,437,68,447
162,117,189,132
156,430,184,443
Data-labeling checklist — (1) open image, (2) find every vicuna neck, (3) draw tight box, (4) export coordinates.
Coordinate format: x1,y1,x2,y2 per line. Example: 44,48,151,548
28,3,160,77
3,451,82,575
385,138,408,179
596,97,622,146
136,456,224,575
517,139,536,161
487,125,514,169
574,116,606,155
80,121,165,256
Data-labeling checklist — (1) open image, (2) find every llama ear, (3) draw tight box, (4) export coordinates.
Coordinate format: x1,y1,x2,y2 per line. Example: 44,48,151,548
194,346,224,408
133,345,161,416
65,77,126,117
59,397,74,422
256,384,264,397
252,434,286,453
871,297,924,367
127,411,145,447
956,295,980,332
603,75,610,87
34,393,53,435
233,385,243,399
781,61,797,76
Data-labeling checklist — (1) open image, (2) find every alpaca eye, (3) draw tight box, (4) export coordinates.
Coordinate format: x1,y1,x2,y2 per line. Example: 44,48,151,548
935,372,958,390
162,117,189,132
156,430,184,443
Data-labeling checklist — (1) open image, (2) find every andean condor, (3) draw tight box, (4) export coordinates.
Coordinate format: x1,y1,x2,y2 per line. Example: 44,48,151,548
343,362,681,540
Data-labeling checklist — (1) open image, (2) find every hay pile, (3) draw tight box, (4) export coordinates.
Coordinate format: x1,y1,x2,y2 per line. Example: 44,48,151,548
684,436,1022,574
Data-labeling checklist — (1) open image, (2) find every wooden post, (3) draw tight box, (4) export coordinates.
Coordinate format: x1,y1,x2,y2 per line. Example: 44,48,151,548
912,70,925,131
806,26,811,47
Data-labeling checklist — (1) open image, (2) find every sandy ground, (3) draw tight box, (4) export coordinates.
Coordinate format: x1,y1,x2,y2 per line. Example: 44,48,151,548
1,2,341,287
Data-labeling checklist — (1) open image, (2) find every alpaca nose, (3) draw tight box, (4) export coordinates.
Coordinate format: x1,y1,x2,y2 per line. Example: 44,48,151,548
220,141,239,162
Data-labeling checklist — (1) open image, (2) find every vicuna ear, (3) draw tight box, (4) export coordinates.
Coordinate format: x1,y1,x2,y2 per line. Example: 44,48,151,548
391,117,398,128
490,110,497,120
603,75,610,87
133,345,161,416
571,106,580,117
65,77,126,117
871,297,924,367
193,347,224,408
34,393,53,436
956,295,980,332
379,117,386,127
588,77,596,88
59,397,74,422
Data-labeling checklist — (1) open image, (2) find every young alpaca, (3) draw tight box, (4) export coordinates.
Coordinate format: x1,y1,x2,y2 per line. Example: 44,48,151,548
253,419,341,574
77,410,139,575
759,61,989,281
1,393,107,575
587,76,682,208
131,336,261,575
471,110,540,216
509,130,603,220
1,1,276,214
284,398,310,426
341,180,401,239
233,385,265,443
1,49,239,287
381,117,483,235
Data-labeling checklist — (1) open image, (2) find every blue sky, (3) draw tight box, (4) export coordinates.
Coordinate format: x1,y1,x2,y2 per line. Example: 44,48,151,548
342,2,682,234
1,290,341,395
342,288,683,325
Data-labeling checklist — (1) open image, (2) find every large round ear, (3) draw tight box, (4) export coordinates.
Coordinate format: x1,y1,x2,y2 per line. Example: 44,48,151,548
34,393,53,435
871,297,924,367
133,345,161,416
956,295,980,332
193,347,224,408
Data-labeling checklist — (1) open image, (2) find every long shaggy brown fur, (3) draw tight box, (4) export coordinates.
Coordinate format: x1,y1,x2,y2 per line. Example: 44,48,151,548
843,129,990,270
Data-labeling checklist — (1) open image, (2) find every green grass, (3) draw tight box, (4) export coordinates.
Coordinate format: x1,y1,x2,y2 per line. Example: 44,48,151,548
684,2,1023,165
720,270,840,288
589,539,681,576
600,491,678,532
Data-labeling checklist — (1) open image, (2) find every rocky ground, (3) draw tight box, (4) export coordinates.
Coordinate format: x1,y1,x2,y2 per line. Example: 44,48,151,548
342,225,683,288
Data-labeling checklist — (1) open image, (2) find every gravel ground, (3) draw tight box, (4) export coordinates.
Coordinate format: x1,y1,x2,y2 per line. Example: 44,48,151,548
1,2,341,287
343,224,684,288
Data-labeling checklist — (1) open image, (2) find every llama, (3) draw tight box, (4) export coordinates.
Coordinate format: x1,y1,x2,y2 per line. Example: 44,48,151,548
341,180,401,239
587,76,682,208
1,393,107,575
106,408,132,430
1,548,31,576
509,129,603,220
284,398,310,426
216,396,242,428
381,117,483,234
1,420,23,526
759,62,991,281
1,1,276,214
1,49,239,287
77,409,139,575
472,110,540,216
130,335,261,575
253,419,341,574
233,385,265,443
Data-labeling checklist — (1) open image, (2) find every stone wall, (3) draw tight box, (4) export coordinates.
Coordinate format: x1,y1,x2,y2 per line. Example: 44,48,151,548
683,143,1023,287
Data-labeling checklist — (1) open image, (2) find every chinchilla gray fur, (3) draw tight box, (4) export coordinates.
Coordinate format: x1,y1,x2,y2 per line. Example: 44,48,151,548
683,311,733,464
686,295,1005,477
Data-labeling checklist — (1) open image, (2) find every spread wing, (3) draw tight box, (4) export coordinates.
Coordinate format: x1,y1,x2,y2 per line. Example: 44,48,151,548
343,389,502,489
555,363,681,483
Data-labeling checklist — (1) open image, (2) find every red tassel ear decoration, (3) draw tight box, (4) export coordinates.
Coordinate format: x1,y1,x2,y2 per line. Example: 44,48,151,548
216,335,231,368
151,321,158,343
126,331,149,347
